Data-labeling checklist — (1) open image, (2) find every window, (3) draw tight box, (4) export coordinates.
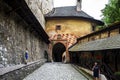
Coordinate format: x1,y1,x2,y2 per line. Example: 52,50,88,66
92,26,95,31
56,25,61,31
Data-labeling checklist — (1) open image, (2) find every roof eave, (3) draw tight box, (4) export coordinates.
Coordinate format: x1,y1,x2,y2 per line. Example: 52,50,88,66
45,16,104,26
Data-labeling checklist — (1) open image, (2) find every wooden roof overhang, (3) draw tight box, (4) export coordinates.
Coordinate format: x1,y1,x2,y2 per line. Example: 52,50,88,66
69,35,120,51
4,0,50,44
69,22,120,52
77,22,120,41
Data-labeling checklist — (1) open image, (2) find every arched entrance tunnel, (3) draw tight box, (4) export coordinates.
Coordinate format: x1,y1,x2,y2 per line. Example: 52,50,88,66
52,43,66,62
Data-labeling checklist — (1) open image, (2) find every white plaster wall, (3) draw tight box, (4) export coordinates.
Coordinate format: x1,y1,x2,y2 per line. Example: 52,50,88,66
25,0,53,29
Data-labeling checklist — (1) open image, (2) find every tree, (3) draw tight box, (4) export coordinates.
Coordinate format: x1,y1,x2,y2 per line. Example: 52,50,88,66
102,0,120,25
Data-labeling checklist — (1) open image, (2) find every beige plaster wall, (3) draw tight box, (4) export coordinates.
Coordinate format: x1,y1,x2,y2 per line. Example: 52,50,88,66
46,19,92,37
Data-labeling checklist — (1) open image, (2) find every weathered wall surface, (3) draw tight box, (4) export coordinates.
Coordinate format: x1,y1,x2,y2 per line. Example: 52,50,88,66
25,0,53,29
0,60,45,80
46,19,92,37
0,1,48,68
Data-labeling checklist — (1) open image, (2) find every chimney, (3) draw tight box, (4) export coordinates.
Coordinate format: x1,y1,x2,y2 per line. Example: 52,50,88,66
76,0,82,11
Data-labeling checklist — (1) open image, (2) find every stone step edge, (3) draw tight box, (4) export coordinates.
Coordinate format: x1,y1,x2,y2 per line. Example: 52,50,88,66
0,59,46,76
71,64,93,80
73,64,107,80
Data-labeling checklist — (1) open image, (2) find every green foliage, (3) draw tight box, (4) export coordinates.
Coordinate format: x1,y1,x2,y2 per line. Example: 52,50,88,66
114,72,120,80
102,0,120,25
114,72,120,75
96,26,107,31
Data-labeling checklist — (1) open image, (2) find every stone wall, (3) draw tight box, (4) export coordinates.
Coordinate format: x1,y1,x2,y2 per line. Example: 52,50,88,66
0,60,45,80
25,0,53,29
0,1,48,68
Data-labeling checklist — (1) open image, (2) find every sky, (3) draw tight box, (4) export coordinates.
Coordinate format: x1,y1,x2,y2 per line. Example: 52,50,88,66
53,0,108,20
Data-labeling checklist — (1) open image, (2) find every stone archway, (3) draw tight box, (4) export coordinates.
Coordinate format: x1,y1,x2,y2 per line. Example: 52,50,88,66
52,42,66,62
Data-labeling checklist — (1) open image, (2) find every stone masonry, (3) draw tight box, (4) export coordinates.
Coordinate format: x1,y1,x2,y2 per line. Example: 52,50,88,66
0,60,45,80
0,0,53,79
0,0,49,68
25,0,53,29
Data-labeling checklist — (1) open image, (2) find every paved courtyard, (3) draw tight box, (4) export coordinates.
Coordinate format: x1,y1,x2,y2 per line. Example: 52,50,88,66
23,62,88,80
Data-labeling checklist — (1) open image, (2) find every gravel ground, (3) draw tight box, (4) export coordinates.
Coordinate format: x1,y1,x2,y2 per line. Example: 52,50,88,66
23,62,88,80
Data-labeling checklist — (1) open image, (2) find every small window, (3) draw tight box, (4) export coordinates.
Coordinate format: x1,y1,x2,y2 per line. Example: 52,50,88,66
56,25,61,31
92,26,95,31
57,34,61,39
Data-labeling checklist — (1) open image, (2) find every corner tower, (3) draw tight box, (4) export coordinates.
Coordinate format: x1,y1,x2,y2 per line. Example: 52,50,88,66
45,0,104,63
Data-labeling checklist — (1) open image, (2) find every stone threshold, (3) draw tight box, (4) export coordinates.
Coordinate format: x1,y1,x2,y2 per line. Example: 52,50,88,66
0,59,46,76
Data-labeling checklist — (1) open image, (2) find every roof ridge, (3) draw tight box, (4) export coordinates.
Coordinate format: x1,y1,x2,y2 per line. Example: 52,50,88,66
45,6,93,18
45,6,104,25
54,6,76,8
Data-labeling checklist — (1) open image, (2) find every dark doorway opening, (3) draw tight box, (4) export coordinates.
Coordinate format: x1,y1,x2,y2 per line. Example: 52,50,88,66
52,43,66,62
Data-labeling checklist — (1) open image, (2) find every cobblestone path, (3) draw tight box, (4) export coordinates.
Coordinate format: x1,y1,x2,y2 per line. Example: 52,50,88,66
23,63,88,80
